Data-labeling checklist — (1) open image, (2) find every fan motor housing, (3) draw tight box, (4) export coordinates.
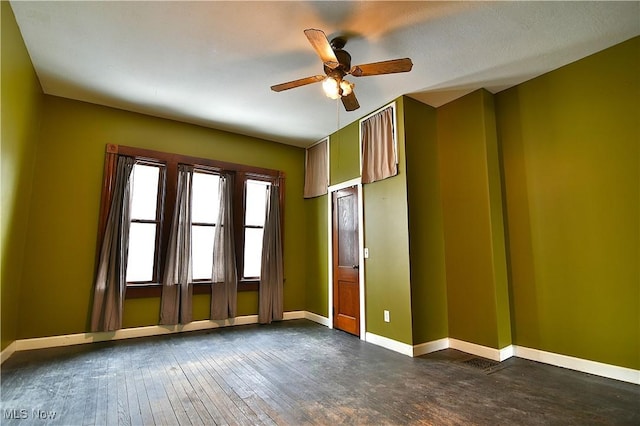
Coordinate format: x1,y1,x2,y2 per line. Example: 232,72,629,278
324,48,351,78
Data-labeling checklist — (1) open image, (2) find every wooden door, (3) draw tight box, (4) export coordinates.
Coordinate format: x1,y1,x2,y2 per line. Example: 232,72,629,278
332,186,360,336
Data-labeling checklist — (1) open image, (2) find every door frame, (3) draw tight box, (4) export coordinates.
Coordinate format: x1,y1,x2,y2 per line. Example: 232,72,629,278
327,177,365,340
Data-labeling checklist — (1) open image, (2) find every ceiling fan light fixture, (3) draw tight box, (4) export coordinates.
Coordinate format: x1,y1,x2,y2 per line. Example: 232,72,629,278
340,79,354,96
271,28,412,111
322,76,341,99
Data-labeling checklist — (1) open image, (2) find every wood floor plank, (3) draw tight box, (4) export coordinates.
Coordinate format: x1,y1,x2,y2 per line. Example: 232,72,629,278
211,341,308,425
179,341,253,426
248,336,409,424
81,355,104,426
203,349,286,425
115,367,132,426
131,363,155,424
142,365,172,425
190,352,261,425
169,341,227,425
55,357,88,425
122,357,143,426
104,353,119,426
158,358,196,426
197,353,276,426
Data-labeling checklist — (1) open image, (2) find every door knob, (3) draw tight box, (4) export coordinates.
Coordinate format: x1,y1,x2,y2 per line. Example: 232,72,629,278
352,265,359,269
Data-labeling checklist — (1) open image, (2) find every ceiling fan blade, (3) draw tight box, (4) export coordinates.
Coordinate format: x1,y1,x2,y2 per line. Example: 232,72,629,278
304,28,339,69
270,75,325,92
350,58,413,77
341,91,360,112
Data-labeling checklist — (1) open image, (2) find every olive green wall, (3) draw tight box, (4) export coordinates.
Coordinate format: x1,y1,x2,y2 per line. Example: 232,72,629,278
403,97,448,344
329,121,360,186
304,194,329,317
437,89,512,349
17,96,307,339
1,2,43,351
496,37,639,369
363,100,413,345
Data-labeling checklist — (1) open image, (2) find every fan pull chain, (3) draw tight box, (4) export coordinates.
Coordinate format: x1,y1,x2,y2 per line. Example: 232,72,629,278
335,98,341,170
336,97,340,132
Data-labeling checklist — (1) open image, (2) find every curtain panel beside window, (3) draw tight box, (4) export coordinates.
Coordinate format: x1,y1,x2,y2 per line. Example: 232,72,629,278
258,183,284,324
303,139,328,198
160,165,194,325
361,106,397,184
211,173,238,320
90,155,135,332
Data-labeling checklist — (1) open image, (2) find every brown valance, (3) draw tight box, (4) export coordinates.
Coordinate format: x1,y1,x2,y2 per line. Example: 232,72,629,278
361,106,397,184
303,139,328,198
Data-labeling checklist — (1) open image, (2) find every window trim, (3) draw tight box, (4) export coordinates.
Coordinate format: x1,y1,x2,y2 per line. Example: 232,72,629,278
95,144,285,299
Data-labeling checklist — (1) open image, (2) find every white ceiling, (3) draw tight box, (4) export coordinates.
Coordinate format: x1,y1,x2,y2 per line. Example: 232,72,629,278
10,1,640,148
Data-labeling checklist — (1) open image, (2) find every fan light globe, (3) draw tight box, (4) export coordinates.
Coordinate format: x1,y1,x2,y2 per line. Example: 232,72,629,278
322,77,341,99
340,80,354,96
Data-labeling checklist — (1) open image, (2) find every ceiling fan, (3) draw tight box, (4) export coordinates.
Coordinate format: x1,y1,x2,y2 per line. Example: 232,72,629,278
271,29,413,112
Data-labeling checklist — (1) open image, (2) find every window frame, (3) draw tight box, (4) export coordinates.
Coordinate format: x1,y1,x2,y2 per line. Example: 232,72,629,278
95,144,285,299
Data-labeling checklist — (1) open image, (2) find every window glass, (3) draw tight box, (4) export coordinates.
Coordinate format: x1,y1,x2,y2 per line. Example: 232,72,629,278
243,227,264,278
191,170,220,280
192,172,220,224
127,222,157,282
243,179,270,278
245,180,269,226
126,163,162,283
130,164,159,220
192,225,215,280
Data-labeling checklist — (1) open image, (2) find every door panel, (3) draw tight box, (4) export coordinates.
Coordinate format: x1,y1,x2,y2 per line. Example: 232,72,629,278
332,186,360,336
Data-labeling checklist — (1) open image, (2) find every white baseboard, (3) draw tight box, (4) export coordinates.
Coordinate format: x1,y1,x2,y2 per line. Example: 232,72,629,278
365,332,414,357
13,315,261,353
514,346,640,385
500,344,515,360
0,341,17,364
282,311,305,320
449,339,513,362
413,338,449,357
303,311,331,327
400,336,639,385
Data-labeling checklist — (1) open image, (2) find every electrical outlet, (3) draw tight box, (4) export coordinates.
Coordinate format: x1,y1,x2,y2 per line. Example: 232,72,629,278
364,248,369,259
384,310,390,323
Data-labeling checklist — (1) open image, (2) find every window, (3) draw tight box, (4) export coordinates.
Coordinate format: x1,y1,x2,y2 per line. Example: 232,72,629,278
242,179,270,278
191,171,220,280
126,162,164,283
96,145,284,298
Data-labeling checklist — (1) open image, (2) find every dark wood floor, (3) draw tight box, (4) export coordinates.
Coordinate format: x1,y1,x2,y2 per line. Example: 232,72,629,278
1,320,638,425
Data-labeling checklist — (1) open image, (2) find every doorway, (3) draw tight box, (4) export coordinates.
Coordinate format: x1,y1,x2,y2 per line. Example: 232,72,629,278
332,186,360,336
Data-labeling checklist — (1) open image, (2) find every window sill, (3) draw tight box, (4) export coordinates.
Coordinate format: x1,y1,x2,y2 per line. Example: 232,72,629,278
125,281,259,299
